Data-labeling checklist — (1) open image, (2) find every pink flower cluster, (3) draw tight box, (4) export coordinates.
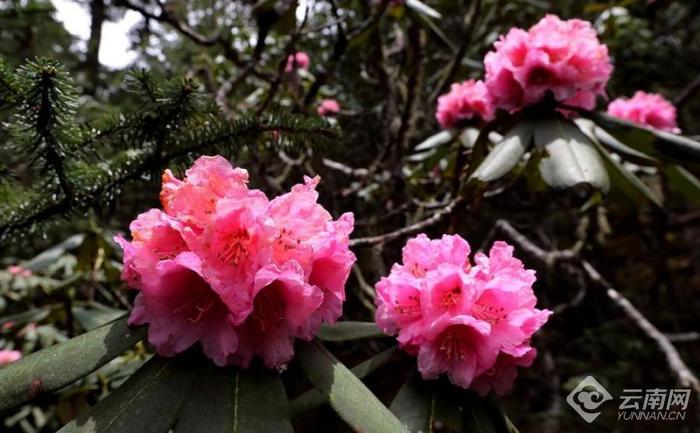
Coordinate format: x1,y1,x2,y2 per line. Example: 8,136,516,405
7,265,31,277
375,234,551,395
317,99,341,117
0,350,21,366
116,156,355,368
285,51,310,73
607,91,680,133
436,80,495,129
435,15,613,127
485,14,612,111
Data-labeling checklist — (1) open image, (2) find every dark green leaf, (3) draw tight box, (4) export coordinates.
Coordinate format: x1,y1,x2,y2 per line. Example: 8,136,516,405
316,321,385,342
390,375,435,433
589,112,700,166
58,356,196,433
663,165,700,206
174,363,236,433
594,141,663,208
471,121,533,183
0,316,145,413
232,366,294,433
291,347,396,417
73,303,127,331
535,116,609,191
462,393,511,433
297,341,410,433
591,125,656,166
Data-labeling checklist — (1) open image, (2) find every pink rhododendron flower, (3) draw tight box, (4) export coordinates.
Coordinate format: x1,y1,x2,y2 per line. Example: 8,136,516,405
285,51,310,72
7,265,31,277
116,156,355,369
436,80,495,128
374,235,550,395
607,91,680,133
0,350,21,365
484,14,612,111
317,99,341,117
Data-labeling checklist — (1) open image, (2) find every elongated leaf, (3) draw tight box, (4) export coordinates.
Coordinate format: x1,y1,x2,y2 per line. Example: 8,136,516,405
462,393,511,433
405,0,442,19
297,341,410,433
594,142,663,208
232,367,293,433
535,116,609,191
0,316,146,413
73,303,127,331
317,321,385,342
23,234,85,271
291,347,396,417
663,165,700,206
414,130,456,152
174,363,236,433
58,356,196,433
592,126,656,166
471,121,534,182
390,376,435,433
589,112,700,165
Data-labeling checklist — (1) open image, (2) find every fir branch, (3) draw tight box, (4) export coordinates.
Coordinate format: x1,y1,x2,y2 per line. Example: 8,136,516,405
14,59,78,198
0,112,339,241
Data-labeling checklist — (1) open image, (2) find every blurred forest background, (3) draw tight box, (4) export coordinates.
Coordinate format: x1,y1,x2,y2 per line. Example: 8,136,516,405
1,0,699,432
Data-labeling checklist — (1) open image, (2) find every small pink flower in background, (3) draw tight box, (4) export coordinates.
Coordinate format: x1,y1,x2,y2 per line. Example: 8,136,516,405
484,14,612,112
374,235,550,395
317,99,341,117
7,265,31,277
285,51,310,73
436,80,495,128
607,91,680,133
0,350,21,365
116,155,355,368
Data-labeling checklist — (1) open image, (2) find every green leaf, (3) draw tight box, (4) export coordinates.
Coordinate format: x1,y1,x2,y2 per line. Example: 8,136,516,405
290,347,396,417
58,356,196,433
594,141,663,208
414,130,457,152
470,121,533,183
173,363,236,433
589,112,700,166
390,375,435,433
591,125,656,166
405,0,442,19
462,393,512,433
173,361,292,433
297,341,410,433
0,316,146,413
73,303,127,331
663,165,700,206
232,367,294,433
535,116,609,192
316,321,385,342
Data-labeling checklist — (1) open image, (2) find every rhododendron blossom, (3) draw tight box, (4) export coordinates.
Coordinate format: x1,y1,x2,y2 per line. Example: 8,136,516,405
317,99,340,117
0,350,21,365
375,234,550,395
285,51,310,72
436,80,495,128
7,265,31,277
607,91,680,133
484,14,612,111
116,156,355,368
